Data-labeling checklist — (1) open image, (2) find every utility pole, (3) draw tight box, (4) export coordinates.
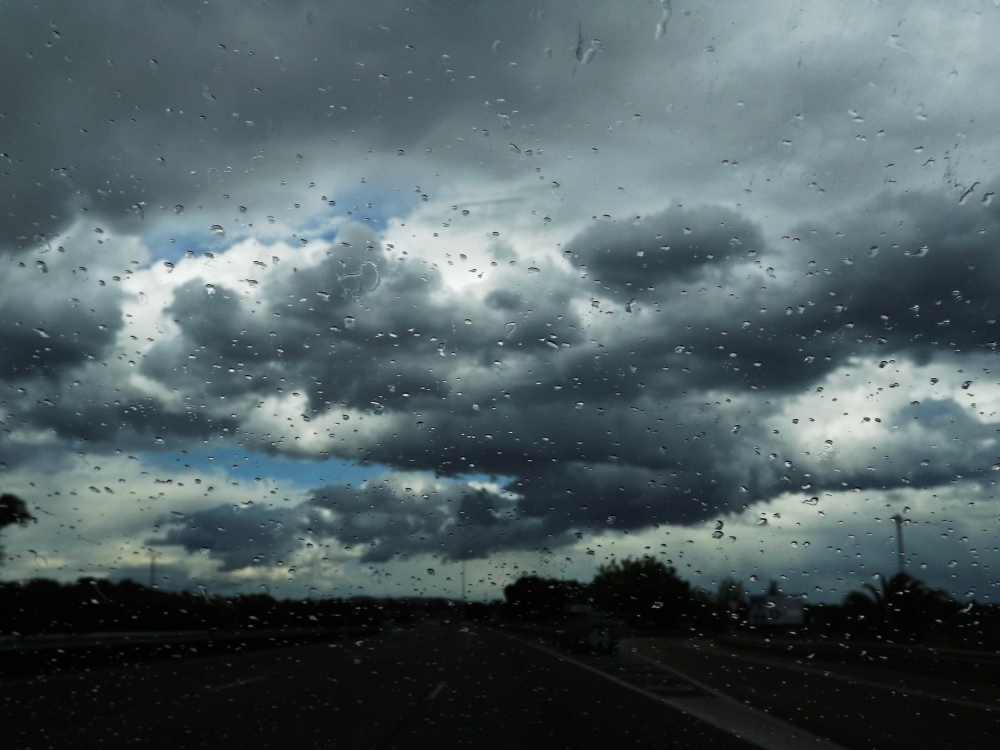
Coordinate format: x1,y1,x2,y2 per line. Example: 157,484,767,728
461,558,467,620
890,514,905,574
148,549,161,588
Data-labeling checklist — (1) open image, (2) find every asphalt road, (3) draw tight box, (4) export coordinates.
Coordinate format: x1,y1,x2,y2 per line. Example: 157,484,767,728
1,624,755,750
5,625,994,750
627,637,1000,750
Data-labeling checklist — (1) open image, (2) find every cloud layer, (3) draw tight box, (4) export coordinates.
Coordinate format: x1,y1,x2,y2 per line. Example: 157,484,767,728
2,1,999,599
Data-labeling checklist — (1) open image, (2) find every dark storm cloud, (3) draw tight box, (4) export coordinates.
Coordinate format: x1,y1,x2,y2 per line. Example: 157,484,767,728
9,0,1000,577
568,205,766,288
0,0,597,249
159,472,567,569
307,477,549,563
135,184,1000,568
0,253,122,381
155,502,307,572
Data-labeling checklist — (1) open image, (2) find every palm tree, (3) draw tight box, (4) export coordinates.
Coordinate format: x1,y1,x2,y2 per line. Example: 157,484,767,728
844,572,956,641
0,493,35,564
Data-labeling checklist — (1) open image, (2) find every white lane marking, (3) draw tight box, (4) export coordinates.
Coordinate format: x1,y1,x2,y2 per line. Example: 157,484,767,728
502,632,847,750
204,674,268,692
653,642,999,714
426,681,447,700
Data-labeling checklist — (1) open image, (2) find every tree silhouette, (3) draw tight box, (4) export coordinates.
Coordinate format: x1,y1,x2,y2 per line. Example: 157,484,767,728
590,556,697,629
843,571,957,641
0,493,35,564
503,575,584,621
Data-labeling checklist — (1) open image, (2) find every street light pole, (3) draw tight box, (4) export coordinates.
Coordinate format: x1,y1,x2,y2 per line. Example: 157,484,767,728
148,549,161,588
890,514,905,574
461,558,467,620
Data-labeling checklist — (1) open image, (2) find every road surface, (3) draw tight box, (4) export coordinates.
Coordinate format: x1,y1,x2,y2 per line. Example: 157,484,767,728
3,624,994,749
626,636,1000,750
0,624,759,750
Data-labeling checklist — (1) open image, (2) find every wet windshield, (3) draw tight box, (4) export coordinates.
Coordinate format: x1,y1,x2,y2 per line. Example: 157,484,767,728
1,2,998,748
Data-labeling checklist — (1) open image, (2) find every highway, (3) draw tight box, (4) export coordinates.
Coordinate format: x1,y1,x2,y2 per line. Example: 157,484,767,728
0,624,993,749
627,636,1000,750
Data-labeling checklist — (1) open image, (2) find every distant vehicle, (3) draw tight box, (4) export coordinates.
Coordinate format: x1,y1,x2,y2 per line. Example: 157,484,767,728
557,604,619,655
747,594,805,627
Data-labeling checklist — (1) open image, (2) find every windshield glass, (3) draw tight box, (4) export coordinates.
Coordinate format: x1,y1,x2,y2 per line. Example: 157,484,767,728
1,2,998,748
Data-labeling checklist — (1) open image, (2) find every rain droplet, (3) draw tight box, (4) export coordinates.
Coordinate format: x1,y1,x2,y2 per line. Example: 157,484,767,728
504,322,516,337
205,284,215,295
174,205,184,215
210,225,225,236
34,328,49,338
651,601,664,609
344,316,356,329
732,424,740,434
427,568,436,576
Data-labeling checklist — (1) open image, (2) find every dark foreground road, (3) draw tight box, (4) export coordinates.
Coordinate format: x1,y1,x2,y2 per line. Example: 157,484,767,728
627,637,1000,750
7,624,994,750
1,624,757,750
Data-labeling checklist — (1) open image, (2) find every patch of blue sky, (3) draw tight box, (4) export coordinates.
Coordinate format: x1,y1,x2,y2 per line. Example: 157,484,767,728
140,221,248,266
138,176,422,265
143,447,387,491
311,181,422,242
451,472,518,488
141,446,513,495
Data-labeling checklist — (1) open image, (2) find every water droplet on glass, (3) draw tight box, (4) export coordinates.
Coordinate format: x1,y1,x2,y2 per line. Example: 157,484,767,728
205,284,215,295
427,568,436,576
651,601,664,609
732,424,740,434
504,322,516,337
210,224,225,236
34,328,49,338
344,316,356,329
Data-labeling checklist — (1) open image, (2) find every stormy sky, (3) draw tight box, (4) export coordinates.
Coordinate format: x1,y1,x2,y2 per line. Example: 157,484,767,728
1,0,999,603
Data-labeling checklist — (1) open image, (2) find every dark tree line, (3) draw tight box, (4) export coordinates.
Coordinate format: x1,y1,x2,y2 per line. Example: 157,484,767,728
503,556,723,631
0,577,382,635
0,493,34,564
503,557,1000,648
